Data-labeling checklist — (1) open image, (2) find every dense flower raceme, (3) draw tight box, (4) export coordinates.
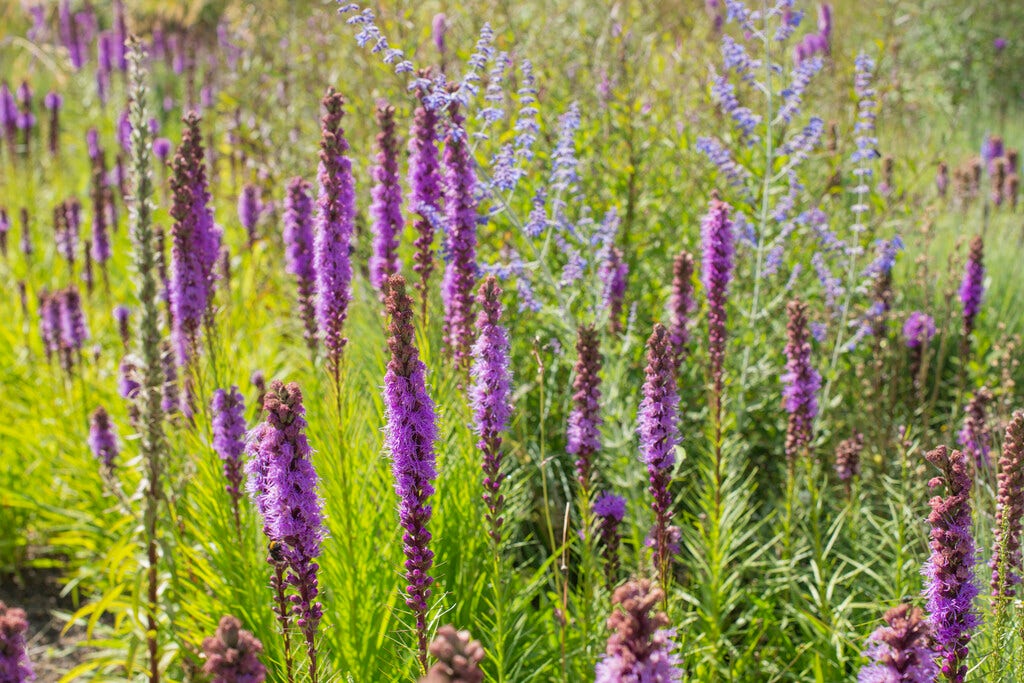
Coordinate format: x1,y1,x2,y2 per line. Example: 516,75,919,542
833,433,863,485
201,615,267,683
114,304,130,348
568,325,603,489
857,604,937,683
88,406,118,470
782,299,821,462
212,387,247,522
313,89,355,381
0,601,34,683
237,183,261,246
959,235,984,337
601,246,628,334
668,250,695,375
383,275,439,667
244,381,325,682
923,446,979,683
701,198,734,395
903,311,936,349
369,100,403,292
56,286,89,371
595,579,682,683
169,112,220,367
408,77,442,316
420,625,485,683
469,276,512,543
639,324,680,580
441,103,479,370
594,492,627,588
957,387,993,468
89,144,111,267
992,412,1024,597
282,177,318,352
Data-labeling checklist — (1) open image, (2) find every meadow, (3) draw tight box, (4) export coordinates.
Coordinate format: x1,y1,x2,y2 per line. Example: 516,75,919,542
1,0,1023,681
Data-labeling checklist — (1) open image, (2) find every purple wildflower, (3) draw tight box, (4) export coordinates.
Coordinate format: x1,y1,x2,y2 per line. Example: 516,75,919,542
702,197,734,398
0,208,8,257
595,579,682,683
858,604,937,683
88,406,118,470
668,251,695,375
994,37,1008,51
152,137,172,163
409,77,442,319
992,412,1024,596
237,184,261,246
903,312,936,349
283,177,318,353
782,300,821,463
639,324,680,585
58,286,88,370
313,89,355,384
470,276,512,544
594,492,627,588
44,92,61,154
834,433,863,492
602,247,628,335
369,101,403,292
382,275,439,670
212,387,247,531
442,103,479,370
19,207,31,261
432,13,448,56
421,625,485,683
957,388,993,468
114,305,130,349
923,445,979,683
0,601,34,682
201,615,267,683
959,236,984,337
567,325,603,490
38,290,60,362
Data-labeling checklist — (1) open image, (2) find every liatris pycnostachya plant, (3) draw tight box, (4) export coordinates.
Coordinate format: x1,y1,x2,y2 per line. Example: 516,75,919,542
701,197,734,415
245,380,325,683
383,274,439,670
957,387,993,468
58,286,89,372
409,74,442,320
419,625,485,683
0,601,34,683
114,305,130,349
602,246,628,335
211,386,246,535
169,111,220,367
283,177,318,354
668,250,695,377
88,406,118,471
594,492,626,589
923,445,979,683
44,91,61,155
567,324,602,491
89,147,111,272
857,604,937,683
441,101,479,370
201,615,267,683
38,289,60,363
237,183,261,246
369,100,403,293
959,235,984,340
782,299,821,464
638,324,680,587
313,88,355,388
469,276,512,543
992,411,1024,597
160,340,179,415
594,579,682,683
19,207,31,261
903,311,936,384
833,433,863,494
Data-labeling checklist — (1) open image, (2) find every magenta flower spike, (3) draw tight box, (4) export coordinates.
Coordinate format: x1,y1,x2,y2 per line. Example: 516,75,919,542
283,177,318,353
0,601,34,682
567,325,603,490
409,77,442,319
782,300,821,463
201,615,267,683
211,387,246,532
959,236,984,338
993,412,1024,597
595,579,682,682
369,101,403,292
857,604,937,683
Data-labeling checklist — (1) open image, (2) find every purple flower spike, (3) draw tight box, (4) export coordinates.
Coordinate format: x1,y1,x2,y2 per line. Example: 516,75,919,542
701,197,734,397
441,103,479,370
639,324,680,585
169,112,220,367
58,286,89,371
957,388,993,468
237,184,261,246
201,615,266,683
602,247,628,335
212,387,247,530
88,406,118,470
409,77,442,318
833,433,863,487
245,381,324,683
152,137,172,162
0,601,34,682
568,325,603,490
470,276,512,543
383,275,439,670
432,13,448,55
370,101,403,292
313,89,355,384
857,604,937,683
595,579,682,683
959,236,984,337
114,304,130,348
903,311,936,349
283,177,318,353
782,300,821,463
993,412,1024,597
668,251,695,376
923,445,979,683
594,492,626,588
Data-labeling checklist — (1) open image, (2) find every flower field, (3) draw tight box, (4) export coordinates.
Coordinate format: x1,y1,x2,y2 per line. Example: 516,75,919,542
1,1,1024,681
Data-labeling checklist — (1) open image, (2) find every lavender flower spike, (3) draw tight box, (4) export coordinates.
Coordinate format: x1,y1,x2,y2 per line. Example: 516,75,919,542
992,412,1024,597
857,604,937,683
369,100,403,292
668,250,695,376
701,197,734,397
237,183,261,246
409,77,442,319
594,492,626,589
442,102,479,369
383,275,439,670
602,246,628,335
283,177,319,353
959,235,984,337
470,276,512,543
202,615,267,683
567,325,603,490
245,381,325,683
212,387,247,532
923,445,979,683
782,300,821,463
313,89,355,384
639,324,680,585
0,601,34,682
957,387,993,468
595,579,682,683
88,406,118,470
